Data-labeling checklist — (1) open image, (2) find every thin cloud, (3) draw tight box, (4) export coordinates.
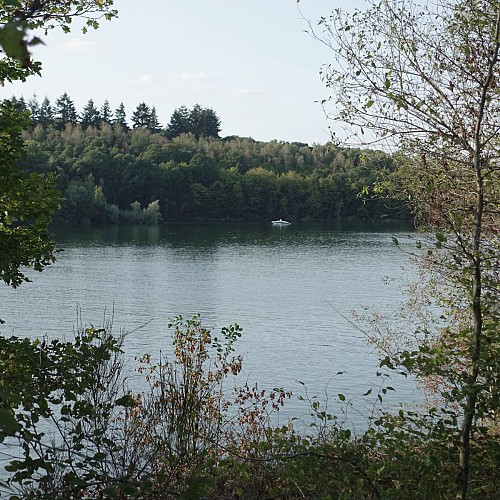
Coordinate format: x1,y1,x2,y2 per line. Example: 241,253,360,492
57,38,99,53
176,71,211,81
132,74,156,85
170,71,218,91
232,87,264,97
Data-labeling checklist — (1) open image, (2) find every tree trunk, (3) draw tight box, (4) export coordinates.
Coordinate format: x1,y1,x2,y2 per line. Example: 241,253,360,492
457,12,500,497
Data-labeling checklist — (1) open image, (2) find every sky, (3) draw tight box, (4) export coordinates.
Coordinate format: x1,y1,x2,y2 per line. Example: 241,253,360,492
4,1,366,145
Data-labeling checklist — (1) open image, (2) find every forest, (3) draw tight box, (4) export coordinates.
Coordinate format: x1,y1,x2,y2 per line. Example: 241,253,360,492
11,94,408,225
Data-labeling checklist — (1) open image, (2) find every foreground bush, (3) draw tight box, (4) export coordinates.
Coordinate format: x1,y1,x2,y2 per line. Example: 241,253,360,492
0,317,498,498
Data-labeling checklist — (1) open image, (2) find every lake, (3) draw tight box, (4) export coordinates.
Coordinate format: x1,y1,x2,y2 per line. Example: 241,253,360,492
0,222,422,429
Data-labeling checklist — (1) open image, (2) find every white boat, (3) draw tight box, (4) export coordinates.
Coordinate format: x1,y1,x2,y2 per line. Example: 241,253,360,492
271,218,291,225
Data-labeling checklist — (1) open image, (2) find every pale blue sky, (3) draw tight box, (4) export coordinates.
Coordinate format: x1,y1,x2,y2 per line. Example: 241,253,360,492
5,1,365,144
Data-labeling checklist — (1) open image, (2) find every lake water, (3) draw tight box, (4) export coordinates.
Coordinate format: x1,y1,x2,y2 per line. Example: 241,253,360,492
0,222,422,429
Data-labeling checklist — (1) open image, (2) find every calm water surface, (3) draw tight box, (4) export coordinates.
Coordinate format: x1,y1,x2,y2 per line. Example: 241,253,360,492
0,222,422,427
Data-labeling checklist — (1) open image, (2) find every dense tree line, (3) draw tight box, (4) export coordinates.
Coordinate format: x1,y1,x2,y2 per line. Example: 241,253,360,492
15,115,408,225
11,94,221,138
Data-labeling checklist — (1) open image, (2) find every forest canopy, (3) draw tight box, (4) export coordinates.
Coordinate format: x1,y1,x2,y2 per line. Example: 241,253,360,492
10,92,407,225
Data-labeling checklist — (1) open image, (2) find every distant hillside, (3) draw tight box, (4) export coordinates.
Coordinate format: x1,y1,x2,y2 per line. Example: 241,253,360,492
19,123,410,225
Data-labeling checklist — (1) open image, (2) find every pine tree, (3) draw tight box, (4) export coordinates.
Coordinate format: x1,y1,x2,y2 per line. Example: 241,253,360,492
114,102,128,129
189,104,221,139
189,103,204,139
165,105,190,139
27,94,40,124
10,96,27,113
131,102,151,129
100,100,113,124
80,99,101,129
199,107,221,138
148,106,161,132
165,105,221,139
55,92,78,130
38,97,54,127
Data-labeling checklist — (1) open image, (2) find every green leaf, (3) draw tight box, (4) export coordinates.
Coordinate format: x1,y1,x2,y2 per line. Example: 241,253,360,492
380,356,395,370
435,231,446,243
0,408,19,434
0,22,30,65
115,394,136,407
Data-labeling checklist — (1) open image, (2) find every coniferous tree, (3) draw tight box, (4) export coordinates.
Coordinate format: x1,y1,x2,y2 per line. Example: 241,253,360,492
114,102,128,129
27,94,40,124
131,102,151,129
19,96,27,111
198,106,221,138
100,99,113,124
189,103,204,139
189,104,221,139
55,92,78,130
38,97,54,127
165,105,190,139
148,106,161,132
80,99,101,129
165,104,221,139
10,96,27,113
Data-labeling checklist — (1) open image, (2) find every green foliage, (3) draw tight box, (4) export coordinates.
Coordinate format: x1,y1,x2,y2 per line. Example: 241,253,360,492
0,20,36,67
99,99,112,124
0,100,60,288
188,103,221,139
38,97,54,127
1,313,498,498
16,121,407,224
1,329,133,497
113,102,127,129
131,102,162,131
166,104,221,139
54,92,78,129
131,101,151,129
5,0,498,495
80,98,100,130
311,0,500,497
165,104,190,139
121,199,162,224
0,316,246,497
0,0,117,68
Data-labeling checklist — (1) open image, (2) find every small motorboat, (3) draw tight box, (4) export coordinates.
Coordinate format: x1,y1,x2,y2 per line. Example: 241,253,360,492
271,218,291,225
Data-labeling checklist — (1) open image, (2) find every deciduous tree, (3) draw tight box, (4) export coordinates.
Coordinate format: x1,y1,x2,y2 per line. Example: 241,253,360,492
308,0,499,497
0,0,117,72
0,100,59,288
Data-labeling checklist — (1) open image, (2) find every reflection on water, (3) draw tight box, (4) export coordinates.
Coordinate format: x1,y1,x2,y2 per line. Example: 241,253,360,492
1,222,422,427
54,220,412,247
